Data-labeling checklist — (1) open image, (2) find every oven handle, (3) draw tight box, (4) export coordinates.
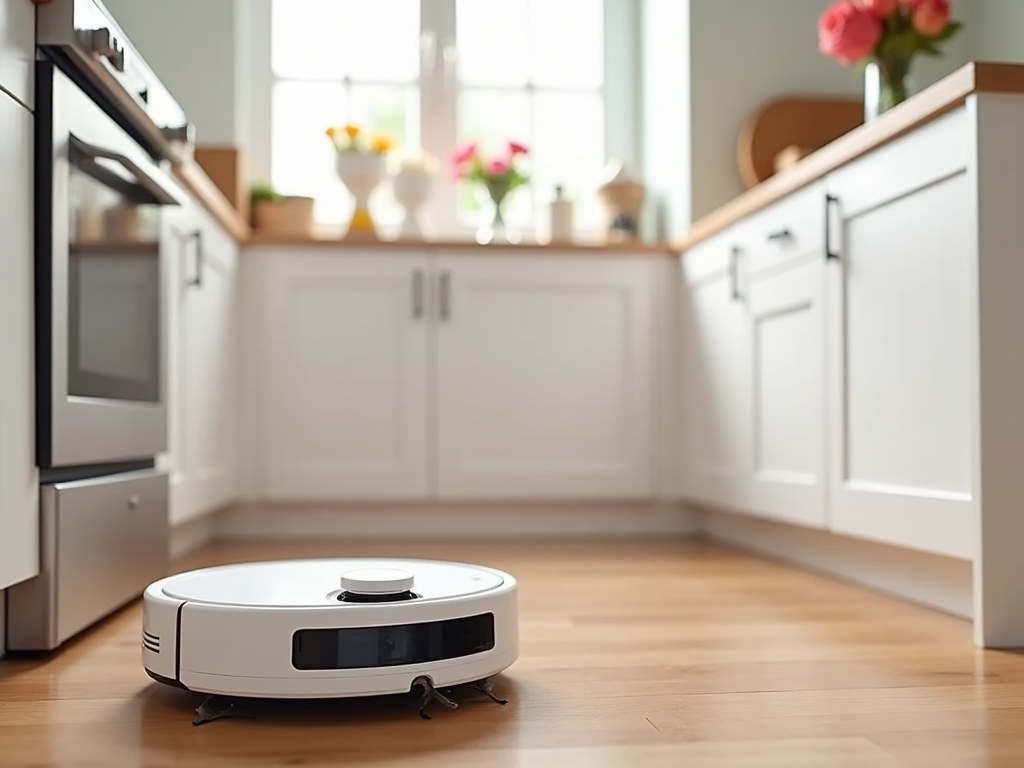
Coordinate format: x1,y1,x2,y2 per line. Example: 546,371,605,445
69,135,180,206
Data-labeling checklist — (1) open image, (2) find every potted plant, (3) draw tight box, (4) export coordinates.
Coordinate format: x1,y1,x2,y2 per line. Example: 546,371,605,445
818,0,963,120
326,124,393,239
451,140,530,244
250,182,314,236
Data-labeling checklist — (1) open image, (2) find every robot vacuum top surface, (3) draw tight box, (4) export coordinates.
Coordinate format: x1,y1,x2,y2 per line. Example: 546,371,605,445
157,558,508,608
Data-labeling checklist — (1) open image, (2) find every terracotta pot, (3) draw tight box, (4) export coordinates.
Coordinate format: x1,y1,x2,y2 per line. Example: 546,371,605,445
252,196,314,235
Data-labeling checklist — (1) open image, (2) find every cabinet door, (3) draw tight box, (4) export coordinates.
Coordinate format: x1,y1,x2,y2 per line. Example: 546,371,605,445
679,234,751,510
0,0,34,109
434,254,655,499
260,252,431,499
745,255,826,527
170,212,238,525
825,109,974,559
0,93,38,589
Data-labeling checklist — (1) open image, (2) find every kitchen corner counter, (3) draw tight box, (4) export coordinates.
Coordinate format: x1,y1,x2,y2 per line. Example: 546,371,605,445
172,161,252,242
246,232,675,255
675,60,1024,252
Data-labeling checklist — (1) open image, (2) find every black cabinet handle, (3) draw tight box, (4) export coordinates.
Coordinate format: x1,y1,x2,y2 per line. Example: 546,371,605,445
767,228,791,241
438,271,451,320
825,194,839,261
187,229,204,287
411,269,424,319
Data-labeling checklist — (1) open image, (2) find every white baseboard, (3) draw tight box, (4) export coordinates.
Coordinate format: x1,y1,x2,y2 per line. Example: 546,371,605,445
700,507,973,620
215,501,699,540
170,514,218,560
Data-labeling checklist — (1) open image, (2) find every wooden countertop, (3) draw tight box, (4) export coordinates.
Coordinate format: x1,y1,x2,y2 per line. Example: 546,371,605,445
247,232,674,255
676,61,1024,252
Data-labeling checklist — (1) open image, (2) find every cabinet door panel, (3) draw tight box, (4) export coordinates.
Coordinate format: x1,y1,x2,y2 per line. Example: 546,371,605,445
679,248,750,510
261,253,430,499
435,256,654,499
747,256,826,526
0,92,38,589
827,144,974,558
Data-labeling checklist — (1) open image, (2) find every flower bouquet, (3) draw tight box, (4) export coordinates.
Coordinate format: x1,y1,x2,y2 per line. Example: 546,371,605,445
451,140,529,244
326,124,393,238
818,0,963,120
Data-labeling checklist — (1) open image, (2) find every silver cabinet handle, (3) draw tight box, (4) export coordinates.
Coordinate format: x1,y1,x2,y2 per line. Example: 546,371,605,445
412,269,424,319
439,271,451,321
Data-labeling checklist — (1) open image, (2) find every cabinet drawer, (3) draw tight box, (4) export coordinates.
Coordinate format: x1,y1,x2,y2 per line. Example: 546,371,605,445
6,469,170,650
742,180,827,276
682,225,746,287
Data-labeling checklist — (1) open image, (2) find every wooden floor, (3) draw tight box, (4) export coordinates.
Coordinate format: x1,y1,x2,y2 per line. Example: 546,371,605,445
2,537,1024,767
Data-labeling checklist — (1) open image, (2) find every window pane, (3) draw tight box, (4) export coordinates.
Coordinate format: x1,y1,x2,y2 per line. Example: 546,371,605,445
529,0,604,89
271,0,420,82
455,88,533,226
532,91,605,234
455,0,529,86
270,81,410,226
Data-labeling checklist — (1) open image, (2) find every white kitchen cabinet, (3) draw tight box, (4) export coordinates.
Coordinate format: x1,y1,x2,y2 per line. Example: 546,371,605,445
246,249,658,502
166,202,240,524
0,91,38,589
740,181,828,528
744,254,826,527
678,231,751,511
0,0,34,110
434,254,655,499
258,251,431,500
824,109,975,559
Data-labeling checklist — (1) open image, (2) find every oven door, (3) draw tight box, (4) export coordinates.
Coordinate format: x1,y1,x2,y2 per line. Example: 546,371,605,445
37,62,185,470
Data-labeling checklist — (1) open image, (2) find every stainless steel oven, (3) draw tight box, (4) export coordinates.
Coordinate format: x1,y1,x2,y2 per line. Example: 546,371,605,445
34,58,185,470
6,0,196,653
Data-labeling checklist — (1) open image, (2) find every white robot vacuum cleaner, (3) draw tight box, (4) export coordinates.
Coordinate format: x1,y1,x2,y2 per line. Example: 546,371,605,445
141,558,518,723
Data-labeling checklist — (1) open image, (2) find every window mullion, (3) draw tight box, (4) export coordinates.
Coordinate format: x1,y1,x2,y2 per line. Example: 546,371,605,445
420,0,460,238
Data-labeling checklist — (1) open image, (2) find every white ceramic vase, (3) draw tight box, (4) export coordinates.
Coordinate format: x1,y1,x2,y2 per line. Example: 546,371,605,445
391,169,434,240
335,153,386,238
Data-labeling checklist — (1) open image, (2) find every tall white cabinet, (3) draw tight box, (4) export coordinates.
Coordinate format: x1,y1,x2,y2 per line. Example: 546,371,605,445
0,79,39,591
164,196,240,525
245,248,659,502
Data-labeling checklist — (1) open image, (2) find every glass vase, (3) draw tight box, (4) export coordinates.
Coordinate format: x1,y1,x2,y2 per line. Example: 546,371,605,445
863,61,914,122
475,186,520,245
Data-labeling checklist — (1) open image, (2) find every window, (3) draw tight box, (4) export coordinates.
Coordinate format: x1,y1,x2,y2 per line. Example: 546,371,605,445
268,0,621,240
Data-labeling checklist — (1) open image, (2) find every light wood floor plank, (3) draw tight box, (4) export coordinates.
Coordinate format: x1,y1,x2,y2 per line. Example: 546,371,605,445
2,537,1023,766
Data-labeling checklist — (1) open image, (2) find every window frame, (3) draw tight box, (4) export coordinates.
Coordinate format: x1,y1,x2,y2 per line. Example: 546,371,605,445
246,0,640,241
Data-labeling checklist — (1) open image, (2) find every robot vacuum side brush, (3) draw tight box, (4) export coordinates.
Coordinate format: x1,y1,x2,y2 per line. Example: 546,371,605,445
141,557,519,723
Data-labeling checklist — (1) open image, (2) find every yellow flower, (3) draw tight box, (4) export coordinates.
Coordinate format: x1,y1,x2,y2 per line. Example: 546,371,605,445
344,124,360,139
370,135,393,153
325,126,338,139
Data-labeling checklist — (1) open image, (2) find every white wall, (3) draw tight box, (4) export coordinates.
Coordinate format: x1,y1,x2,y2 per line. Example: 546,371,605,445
973,0,1024,63
102,0,249,146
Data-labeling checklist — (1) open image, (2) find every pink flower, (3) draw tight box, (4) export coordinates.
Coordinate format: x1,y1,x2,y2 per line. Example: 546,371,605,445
508,141,528,156
451,142,477,166
487,159,509,176
856,0,898,18
818,0,882,64
910,0,949,35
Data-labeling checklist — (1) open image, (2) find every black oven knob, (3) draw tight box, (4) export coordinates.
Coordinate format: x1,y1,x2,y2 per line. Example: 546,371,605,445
86,28,125,73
